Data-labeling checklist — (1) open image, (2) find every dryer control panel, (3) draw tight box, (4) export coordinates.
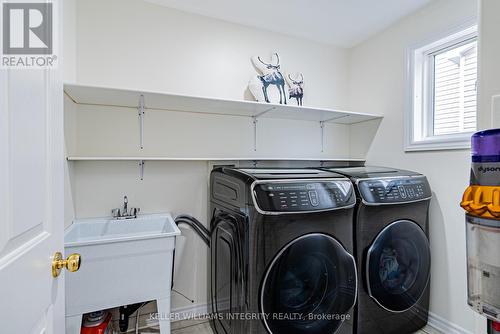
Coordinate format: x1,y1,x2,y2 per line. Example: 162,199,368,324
252,180,355,213
358,176,431,205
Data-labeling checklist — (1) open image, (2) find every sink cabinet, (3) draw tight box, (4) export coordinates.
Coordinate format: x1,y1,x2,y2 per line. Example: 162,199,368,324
64,213,180,334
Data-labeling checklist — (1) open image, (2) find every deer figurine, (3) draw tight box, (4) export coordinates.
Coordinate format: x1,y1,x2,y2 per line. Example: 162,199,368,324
250,53,287,104
286,73,304,106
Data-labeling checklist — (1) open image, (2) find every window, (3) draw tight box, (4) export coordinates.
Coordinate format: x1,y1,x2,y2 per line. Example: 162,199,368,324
406,24,478,151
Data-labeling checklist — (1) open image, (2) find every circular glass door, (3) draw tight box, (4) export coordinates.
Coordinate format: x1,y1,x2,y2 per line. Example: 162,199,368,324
261,233,357,334
366,220,430,313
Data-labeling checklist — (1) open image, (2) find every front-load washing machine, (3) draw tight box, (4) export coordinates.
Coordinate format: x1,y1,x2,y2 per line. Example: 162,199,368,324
324,166,432,334
209,167,358,334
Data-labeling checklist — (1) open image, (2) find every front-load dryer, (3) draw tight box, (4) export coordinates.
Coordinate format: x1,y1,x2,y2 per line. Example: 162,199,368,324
324,166,432,334
209,167,358,334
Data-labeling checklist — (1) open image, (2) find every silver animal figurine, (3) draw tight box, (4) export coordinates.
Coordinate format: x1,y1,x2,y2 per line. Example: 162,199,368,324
286,73,304,106
252,53,287,104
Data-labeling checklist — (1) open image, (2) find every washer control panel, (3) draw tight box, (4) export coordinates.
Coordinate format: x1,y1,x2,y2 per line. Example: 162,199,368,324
358,176,431,204
253,180,355,213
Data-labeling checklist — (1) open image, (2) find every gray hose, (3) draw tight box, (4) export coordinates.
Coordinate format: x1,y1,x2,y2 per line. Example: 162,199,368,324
171,215,211,290
174,215,210,246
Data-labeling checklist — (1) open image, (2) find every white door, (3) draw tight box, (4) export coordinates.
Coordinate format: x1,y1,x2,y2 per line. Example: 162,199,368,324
0,3,65,333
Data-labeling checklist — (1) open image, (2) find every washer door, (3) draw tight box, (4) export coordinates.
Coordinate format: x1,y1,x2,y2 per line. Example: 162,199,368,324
261,233,357,334
366,220,430,313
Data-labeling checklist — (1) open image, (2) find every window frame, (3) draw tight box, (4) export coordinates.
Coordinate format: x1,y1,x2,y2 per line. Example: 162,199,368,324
405,23,478,152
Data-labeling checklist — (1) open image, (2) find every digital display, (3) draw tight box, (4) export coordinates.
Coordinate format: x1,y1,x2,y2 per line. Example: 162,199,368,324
358,177,431,204
253,181,355,212
263,184,316,191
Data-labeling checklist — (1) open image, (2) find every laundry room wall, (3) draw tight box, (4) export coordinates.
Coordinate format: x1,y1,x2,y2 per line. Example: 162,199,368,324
347,0,486,333
63,0,356,314
478,0,500,129
71,0,350,109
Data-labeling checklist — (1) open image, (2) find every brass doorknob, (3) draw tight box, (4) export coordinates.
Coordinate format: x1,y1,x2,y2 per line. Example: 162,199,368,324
52,252,81,278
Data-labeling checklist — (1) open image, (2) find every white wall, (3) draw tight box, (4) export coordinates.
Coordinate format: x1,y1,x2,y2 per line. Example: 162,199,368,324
66,0,355,314
478,0,500,129
63,0,77,83
348,0,486,333
74,0,350,110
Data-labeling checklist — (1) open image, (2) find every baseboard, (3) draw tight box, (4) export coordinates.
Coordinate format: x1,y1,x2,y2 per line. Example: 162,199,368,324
171,302,209,320
428,311,474,334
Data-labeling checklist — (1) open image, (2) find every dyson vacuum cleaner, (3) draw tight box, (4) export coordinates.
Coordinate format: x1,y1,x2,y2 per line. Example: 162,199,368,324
461,129,500,333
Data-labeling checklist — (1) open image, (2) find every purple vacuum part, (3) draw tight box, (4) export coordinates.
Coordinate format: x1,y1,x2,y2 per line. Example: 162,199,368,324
471,129,500,162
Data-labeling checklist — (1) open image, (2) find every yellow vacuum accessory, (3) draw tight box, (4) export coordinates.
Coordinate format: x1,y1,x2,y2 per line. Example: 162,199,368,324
461,185,500,218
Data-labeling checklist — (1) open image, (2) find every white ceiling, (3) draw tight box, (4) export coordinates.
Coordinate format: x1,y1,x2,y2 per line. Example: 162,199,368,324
145,0,434,47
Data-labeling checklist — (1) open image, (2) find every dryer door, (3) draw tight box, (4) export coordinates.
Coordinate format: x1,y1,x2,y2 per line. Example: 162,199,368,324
261,233,357,334
366,220,431,312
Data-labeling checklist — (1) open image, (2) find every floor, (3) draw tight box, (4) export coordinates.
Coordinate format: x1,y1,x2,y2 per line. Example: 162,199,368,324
170,319,442,334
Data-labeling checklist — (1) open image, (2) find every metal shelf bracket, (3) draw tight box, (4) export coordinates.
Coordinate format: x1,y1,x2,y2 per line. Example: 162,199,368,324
252,106,275,152
320,121,325,153
252,116,258,151
139,160,145,180
254,106,276,118
138,94,145,150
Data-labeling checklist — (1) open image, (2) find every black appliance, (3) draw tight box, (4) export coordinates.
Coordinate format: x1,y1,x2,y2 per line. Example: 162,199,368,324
209,167,358,334
325,166,432,334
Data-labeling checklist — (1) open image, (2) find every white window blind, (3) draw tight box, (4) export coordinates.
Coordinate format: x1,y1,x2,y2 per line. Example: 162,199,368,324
433,40,477,136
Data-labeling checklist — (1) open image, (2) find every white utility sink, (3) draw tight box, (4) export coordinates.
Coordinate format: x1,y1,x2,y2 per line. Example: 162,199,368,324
65,214,179,246
64,213,180,334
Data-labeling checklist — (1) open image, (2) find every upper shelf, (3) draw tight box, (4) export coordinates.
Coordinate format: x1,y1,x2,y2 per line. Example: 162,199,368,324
64,83,383,124
66,156,366,162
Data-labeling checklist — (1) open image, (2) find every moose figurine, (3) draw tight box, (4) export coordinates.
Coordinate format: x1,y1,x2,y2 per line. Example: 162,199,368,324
286,73,304,106
249,53,287,105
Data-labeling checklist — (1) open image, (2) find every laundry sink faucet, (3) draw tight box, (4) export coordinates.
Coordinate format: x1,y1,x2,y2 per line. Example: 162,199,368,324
123,195,128,214
112,196,140,219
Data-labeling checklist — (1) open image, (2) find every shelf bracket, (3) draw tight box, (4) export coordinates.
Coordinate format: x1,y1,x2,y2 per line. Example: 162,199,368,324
320,121,325,153
324,114,349,123
138,94,145,150
254,106,276,118
139,160,145,180
252,116,258,151
251,106,275,152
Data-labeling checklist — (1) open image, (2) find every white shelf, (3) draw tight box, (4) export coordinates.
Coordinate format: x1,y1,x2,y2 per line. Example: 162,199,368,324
64,83,382,124
67,156,366,162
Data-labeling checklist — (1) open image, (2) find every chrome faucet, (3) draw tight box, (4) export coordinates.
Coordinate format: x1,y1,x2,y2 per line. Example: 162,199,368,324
123,196,128,214
112,196,140,219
